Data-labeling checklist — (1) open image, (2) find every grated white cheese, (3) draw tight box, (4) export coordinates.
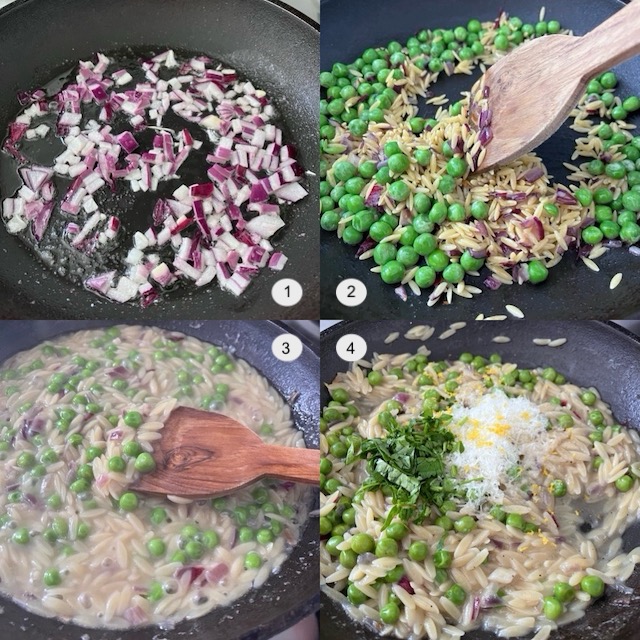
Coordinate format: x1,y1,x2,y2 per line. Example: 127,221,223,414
448,389,548,508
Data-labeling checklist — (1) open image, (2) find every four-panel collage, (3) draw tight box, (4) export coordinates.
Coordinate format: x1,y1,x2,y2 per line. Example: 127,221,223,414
0,0,640,639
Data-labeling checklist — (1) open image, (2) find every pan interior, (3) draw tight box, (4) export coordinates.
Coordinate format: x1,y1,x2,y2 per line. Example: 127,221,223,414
0,320,319,640
0,46,303,301
320,0,640,320
0,0,319,319
319,320,640,640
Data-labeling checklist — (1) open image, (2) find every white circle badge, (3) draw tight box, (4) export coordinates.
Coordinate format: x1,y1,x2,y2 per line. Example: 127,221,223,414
271,278,303,307
336,334,367,362
272,334,303,362
336,278,367,307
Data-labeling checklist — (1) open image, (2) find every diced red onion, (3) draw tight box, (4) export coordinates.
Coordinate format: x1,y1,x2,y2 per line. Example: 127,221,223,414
556,189,577,205
519,166,545,183
394,285,407,301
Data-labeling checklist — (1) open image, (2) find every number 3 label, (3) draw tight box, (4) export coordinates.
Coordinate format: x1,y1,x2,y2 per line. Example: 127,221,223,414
336,334,367,362
272,334,303,362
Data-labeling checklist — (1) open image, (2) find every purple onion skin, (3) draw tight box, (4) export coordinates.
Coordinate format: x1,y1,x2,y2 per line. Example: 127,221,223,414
479,108,492,129
484,276,502,290
556,189,577,205
479,126,493,146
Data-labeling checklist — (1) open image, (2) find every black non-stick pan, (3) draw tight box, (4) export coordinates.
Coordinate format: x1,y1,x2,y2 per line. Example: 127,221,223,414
0,0,319,320
320,0,640,320
0,320,319,640
320,320,640,640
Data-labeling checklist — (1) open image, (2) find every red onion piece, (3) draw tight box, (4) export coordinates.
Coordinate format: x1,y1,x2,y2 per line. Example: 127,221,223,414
519,166,545,183
394,285,407,301
555,189,577,205
397,575,414,594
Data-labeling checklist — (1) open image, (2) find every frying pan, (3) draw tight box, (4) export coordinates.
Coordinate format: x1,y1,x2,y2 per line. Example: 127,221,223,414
320,320,640,640
0,320,319,640
320,0,640,320
0,0,319,319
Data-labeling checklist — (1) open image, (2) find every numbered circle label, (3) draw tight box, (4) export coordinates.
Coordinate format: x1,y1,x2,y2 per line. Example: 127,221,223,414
336,334,367,362
272,278,303,307
336,278,367,307
272,334,303,362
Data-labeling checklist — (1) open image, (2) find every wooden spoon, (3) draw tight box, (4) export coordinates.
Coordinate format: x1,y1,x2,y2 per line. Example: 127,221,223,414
476,0,640,171
133,407,319,498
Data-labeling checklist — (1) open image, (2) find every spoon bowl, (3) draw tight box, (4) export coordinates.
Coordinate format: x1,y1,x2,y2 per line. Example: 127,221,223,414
476,0,640,171
133,406,319,498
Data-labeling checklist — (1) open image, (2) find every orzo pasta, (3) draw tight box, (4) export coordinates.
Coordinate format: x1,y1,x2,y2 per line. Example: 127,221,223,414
320,348,640,639
0,325,310,628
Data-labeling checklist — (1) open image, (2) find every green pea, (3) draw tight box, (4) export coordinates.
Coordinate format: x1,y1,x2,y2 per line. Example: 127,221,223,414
375,537,398,558
558,414,574,429
408,541,428,562
388,153,410,175
388,180,410,201
438,175,455,194
580,575,605,597
108,456,126,472
542,595,563,620
16,451,36,469
554,582,575,603
122,441,141,457
47,494,62,509
379,601,400,624
446,156,467,178
469,200,489,220
11,527,30,544
489,505,507,522
433,549,452,568
550,479,567,497
414,266,436,289
385,522,408,541
43,568,61,587
77,463,94,481
51,516,68,539
427,249,450,272
414,148,432,167
185,540,205,560
615,474,634,492
381,260,405,285
124,411,143,428
453,515,476,533
146,537,166,557
347,583,368,605
333,160,357,182
574,188,593,207
119,492,139,511
147,581,164,602
505,513,525,530
350,532,375,554
86,446,104,462
445,583,466,606
330,441,348,459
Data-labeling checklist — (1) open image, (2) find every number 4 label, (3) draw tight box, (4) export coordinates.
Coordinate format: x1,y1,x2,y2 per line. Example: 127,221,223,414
336,334,367,362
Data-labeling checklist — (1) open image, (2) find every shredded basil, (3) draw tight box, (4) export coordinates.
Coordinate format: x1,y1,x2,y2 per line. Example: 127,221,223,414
347,412,465,528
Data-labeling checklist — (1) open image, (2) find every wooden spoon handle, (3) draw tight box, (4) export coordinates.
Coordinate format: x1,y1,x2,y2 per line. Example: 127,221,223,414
580,0,640,77
257,445,320,484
